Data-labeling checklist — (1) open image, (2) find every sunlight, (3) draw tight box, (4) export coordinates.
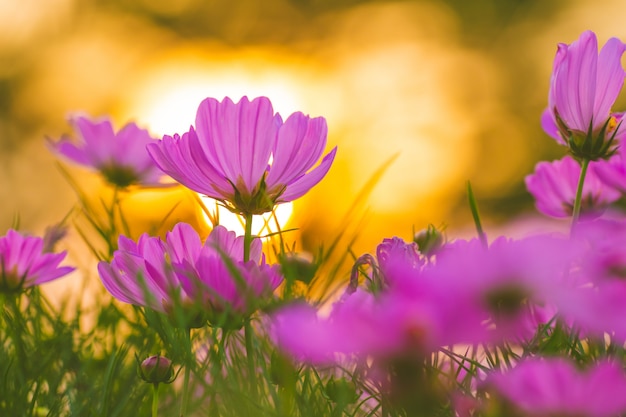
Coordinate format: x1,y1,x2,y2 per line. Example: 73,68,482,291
121,50,305,236
198,195,293,237
123,49,307,137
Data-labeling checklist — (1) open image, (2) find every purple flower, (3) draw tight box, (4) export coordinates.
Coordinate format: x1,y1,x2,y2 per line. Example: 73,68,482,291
147,96,337,215
417,235,580,344
273,234,579,365
97,223,282,328
0,229,74,292
272,290,417,364
485,357,626,417
593,140,626,193
49,114,165,188
525,155,619,218
542,31,626,159
556,219,626,342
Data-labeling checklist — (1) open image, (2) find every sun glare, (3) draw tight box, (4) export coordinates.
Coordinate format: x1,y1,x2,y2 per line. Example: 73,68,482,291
198,195,294,238
122,51,307,235
124,52,307,137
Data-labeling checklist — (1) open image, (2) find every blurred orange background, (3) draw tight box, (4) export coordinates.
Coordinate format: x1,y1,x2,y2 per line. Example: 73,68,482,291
2,0,624,263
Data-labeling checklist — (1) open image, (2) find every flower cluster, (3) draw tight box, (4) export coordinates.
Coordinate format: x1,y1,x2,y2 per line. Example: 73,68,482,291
269,31,626,417
98,223,282,328
12,29,626,417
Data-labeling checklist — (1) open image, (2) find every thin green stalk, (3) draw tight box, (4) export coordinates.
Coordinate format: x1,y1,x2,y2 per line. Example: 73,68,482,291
180,328,191,417
571,158,590,234
244,318,258,403
242,212,258,404
466,181,487,248
7,295,28,378
243,213,254,263
152,384,159,417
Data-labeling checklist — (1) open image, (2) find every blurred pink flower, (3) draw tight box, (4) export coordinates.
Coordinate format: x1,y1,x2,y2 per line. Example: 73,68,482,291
375,237,423,289
485,357,626,417
593,140,626,193
525,156,619,218
147,96,337,215
49,114,165,188
556,218,626,342
272,290,425,365
273,234,579,364
542,31,626,159
0,229,74,292
419,235,578,344
98,223,282,328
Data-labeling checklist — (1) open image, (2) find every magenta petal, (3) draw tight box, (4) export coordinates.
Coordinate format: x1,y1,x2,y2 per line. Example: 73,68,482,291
147,131,232,199
266,113,328,187
98,261,143,306
49,140,92,166
195,97,276,194
166,223,203,264
540,108,564,144
280,146,337,202
594,37,626,121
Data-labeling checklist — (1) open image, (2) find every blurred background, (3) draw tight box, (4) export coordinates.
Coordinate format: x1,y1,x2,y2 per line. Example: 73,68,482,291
1,0,624,260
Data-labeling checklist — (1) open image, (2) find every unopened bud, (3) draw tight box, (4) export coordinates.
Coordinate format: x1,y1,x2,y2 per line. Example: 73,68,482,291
138,355,175,384
413,224,444,257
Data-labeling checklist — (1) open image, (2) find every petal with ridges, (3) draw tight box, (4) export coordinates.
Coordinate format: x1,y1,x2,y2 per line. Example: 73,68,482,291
280,147,337,202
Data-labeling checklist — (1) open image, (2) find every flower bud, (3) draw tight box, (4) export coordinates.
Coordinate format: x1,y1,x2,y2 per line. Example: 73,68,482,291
138,355,175,384
413,224,444,257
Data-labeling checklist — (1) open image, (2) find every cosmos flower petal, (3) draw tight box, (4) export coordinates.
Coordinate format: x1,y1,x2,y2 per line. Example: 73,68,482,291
149,96,335,215
266,113,328,187
279,146,337,202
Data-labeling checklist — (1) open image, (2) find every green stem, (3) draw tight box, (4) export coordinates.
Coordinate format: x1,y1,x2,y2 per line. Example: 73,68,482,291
245,319,258,403
180,328,191,417
242,213,258,404
571,158,590,234
152,383,159,417
243,213,254,263
466,181,488,248
106,186,120,257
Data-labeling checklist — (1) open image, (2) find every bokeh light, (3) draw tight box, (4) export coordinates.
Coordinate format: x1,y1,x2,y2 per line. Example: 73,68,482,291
3,0,626,255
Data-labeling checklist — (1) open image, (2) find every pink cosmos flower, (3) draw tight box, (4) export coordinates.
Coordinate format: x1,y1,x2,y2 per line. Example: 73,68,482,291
272,289,443,364
97,223,282,328
273,234,578,365
593,141,626,193
556,218,626,341
49,114,164,188
375,237,424,289
525,155,619,218
147,96,337,215
0,229,74,292
417,235,579,344
542,31,626,159
485,357,626,417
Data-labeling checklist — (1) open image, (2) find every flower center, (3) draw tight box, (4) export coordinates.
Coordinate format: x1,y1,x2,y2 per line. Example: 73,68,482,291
100,164,140,188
